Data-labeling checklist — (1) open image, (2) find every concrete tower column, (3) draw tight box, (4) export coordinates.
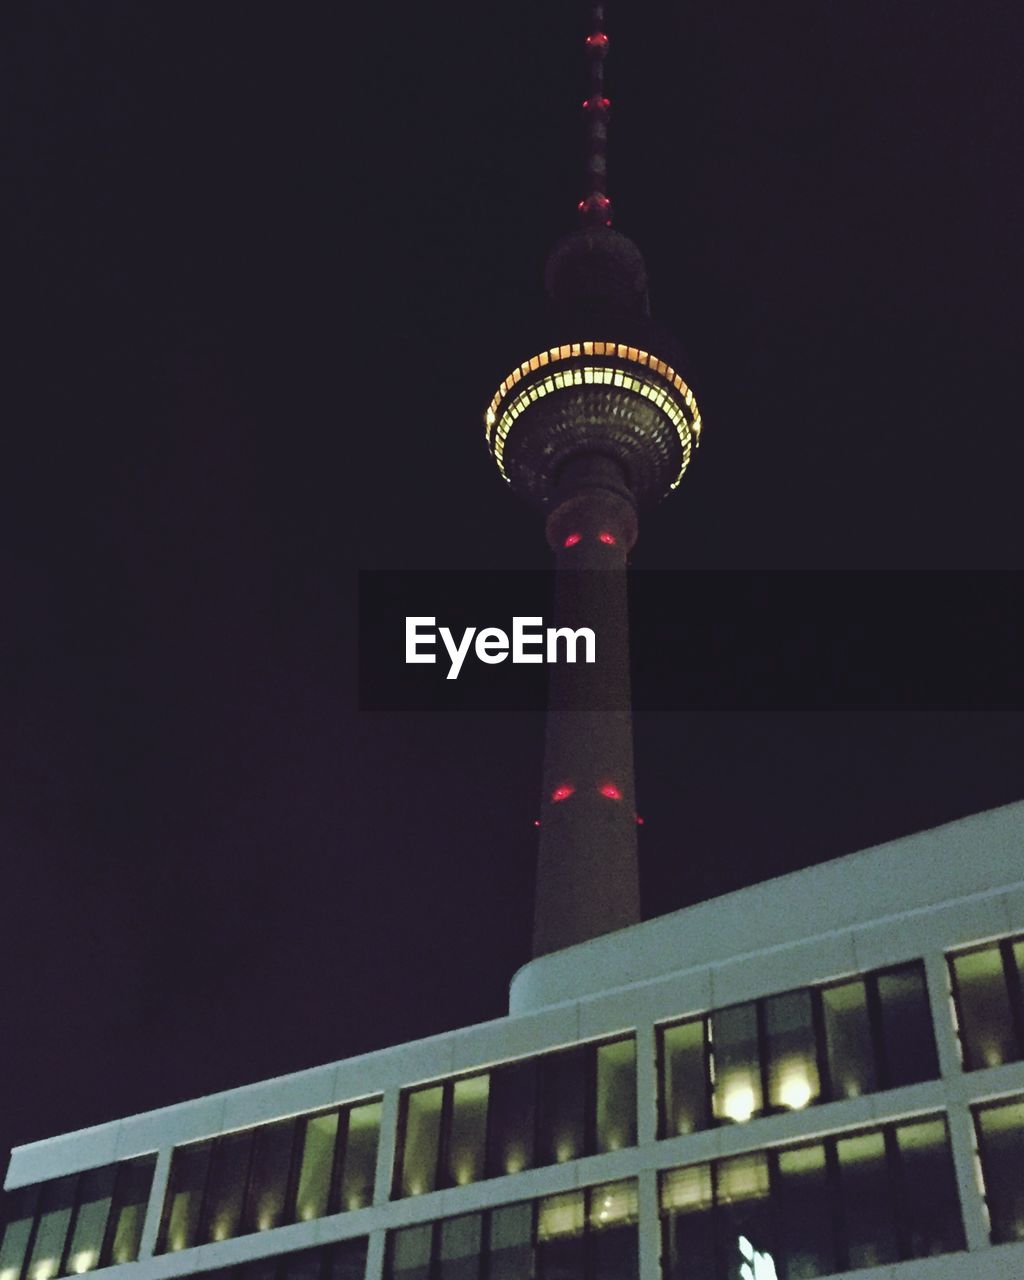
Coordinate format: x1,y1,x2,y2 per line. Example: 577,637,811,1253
533,454,641,956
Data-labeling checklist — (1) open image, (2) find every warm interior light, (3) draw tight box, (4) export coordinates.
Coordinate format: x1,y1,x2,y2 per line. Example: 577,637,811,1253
722,1085,756,1123
563,532,582,547
597,531,617,544
599,782,622,800
778,1073,813,1110
551,783,575,802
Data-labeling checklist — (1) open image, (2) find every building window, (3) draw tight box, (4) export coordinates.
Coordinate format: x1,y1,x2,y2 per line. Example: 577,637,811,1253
393,1037,635,1198
156,1098,381,1254
660,1116,963,1279
386,1179,638,1280
949,934,1024,1070
974,1097,1024,1243
658,962,938,1135
0,1157,156,1280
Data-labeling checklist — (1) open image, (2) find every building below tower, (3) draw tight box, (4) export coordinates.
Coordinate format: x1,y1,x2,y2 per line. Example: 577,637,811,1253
3,801,1024,1280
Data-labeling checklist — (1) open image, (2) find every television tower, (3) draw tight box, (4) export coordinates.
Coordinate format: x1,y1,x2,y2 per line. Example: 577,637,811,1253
484,5,703,956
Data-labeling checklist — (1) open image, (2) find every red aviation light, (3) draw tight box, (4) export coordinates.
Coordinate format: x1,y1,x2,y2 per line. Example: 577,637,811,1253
585,32,609,49
635,814,645,826
563,532,582,547
582,96,611,113
599,782,623,800
597,531,617,545
551,783,575,802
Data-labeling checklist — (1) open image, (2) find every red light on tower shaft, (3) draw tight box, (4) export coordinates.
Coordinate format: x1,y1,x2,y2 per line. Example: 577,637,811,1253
563,532,582,547
597,530,617,545
599,781,623,800
585,32,609,50
551,783,575,803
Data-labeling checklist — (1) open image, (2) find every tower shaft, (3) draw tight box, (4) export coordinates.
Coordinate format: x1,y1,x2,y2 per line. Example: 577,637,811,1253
533,455,641,956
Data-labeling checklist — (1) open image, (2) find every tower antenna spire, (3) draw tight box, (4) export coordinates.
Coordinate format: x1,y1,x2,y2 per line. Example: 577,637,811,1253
579,4,613,227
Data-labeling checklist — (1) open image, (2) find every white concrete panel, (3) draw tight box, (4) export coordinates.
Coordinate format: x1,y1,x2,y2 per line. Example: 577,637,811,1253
710,932,860,1009
271,1063,343,1119
643,967,714,1026
115,1093,228,1159
450,1005,578,1073
6,1121,121,1188
1000,884,1024,934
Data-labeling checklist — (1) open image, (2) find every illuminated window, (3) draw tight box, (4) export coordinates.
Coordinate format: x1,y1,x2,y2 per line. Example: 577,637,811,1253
394,1039,637,1199
0,1187,40,1280
0,1160,156,1280
64,1167,116,1277
660,1019,708,1136
398,1086,444,1198
949,936,1024,1070
200,1130,252,1244
156,1100,379,1254
975,1098,1024,1243
660,962,939,1135
764,990,820,1112
711,1002,762,1124
446,1076,489,1188
24,1178,76,1280
387,1181,637,1280
536,1047,587,1166
660,1118,962,1279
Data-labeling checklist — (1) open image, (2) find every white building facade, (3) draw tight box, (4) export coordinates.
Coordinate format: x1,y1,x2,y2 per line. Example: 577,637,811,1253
4,801,1024,1280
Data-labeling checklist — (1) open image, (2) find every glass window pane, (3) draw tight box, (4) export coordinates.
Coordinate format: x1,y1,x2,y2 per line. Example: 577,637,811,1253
327,1237,369,1280
446,1077,489,1189
65,1166,116,1276
976,1099,1024,1244
660,1020,708,1137
237,1260,278,1280
895,1117,964,1257
764,991,820,1112
537,1048,587,1166
660,1167,713,1280
592,1219,637,1280
951,947,1017,1070
775,1144,835,1279
596,1040,636,1153
536,1191,584,1280
836,1131,897,1269
340,1101,381,1212
711,1003,762,1124
488,1202,533,1280
295,1112,339,1223
437,1214,482,1280
821,980,876,1100
159,1142,211,1253
877,964,938,1087
714,1153,772,1272
202,1131,253,1244
389,1224,433,1280
25,1178,75,1280
105,1157,155,1267
0,1186,39,1280
589,1180,637,1230
399,1087,443,1198
245,1119,296,1234
485,1060,537,1178
282,1248,323,1280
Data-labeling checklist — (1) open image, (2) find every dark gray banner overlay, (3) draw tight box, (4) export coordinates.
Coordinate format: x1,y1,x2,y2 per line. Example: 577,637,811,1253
357,571,1023,712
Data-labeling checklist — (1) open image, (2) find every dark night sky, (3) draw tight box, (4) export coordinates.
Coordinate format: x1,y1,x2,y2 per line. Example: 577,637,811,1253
2,1,1023,1175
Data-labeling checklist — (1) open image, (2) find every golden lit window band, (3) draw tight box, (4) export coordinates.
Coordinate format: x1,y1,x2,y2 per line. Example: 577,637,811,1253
489,365,697,490
485,342,701,447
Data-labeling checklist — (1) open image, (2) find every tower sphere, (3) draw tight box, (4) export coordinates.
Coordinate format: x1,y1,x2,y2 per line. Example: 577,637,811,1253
484,228,702,509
